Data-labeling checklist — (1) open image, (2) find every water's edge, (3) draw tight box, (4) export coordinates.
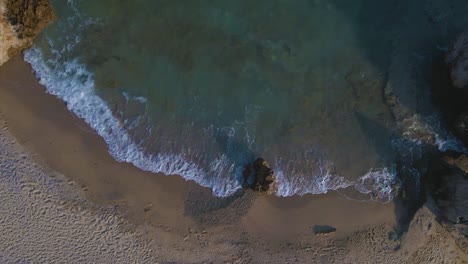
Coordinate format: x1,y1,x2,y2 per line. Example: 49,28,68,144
24,46,397,201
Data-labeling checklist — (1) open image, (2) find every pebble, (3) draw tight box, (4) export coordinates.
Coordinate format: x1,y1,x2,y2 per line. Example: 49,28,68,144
143,203,152,212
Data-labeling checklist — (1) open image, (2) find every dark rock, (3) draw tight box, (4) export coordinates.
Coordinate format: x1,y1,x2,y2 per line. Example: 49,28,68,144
431,36,468,146
453,112,468,145
412,48,468,239
242,158,275,193
446,32,468,90
391,139,436,237
427,155,468,223
426,154,468,250
312,225,336,235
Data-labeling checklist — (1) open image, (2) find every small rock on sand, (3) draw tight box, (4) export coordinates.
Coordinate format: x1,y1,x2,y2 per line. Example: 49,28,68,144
312,225,337,235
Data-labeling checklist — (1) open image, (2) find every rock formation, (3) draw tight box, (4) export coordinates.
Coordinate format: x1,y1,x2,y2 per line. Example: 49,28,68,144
0,0,54,66
453,112,468,145
419,38,468,249
426,154,468,252
437,33,468,146
446,32,468,89
242,158,275,193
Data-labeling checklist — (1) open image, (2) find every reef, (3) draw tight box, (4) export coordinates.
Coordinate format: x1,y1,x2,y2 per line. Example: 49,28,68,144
0,0,54,66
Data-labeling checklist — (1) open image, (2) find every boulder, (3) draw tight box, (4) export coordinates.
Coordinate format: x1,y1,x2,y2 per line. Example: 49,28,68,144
242,158,275,193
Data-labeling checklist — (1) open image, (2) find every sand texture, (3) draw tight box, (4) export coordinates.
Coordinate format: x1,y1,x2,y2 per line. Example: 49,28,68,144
0,124,159,262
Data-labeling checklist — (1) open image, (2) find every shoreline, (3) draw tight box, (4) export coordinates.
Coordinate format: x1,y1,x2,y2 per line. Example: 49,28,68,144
0,53,395,227
0,54,466,262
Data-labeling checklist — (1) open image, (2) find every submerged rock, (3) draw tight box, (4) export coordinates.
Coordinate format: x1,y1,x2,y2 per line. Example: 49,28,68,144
0,0,54,66
242,158,275,193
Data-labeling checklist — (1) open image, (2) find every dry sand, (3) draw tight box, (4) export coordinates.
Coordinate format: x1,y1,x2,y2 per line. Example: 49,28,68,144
0,120,158,263
0,55,466,263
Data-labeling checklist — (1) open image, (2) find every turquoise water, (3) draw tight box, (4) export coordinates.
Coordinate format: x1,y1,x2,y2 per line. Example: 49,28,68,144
25,0,468,200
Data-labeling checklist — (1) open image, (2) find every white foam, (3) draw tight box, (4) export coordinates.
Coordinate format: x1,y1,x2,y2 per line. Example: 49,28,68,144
122,91,148,104
402,114,467,153
274,169,352,196
24,45,400,200
24,46,244,197
353,168,396,203
40,0,243,197
274,163,396,202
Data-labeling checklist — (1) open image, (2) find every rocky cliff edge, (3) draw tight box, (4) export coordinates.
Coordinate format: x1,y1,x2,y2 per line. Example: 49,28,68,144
0,0,54,66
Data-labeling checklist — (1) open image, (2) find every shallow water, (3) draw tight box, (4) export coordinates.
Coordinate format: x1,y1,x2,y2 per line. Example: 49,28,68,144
25,0,468,200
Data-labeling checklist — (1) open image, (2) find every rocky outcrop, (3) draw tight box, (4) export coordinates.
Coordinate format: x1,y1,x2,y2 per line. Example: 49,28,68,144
0,0,54,66
433,33,468,146
413,35,468,248
446,32,468,89
428,155,468,224
453,112,468,145
426,154,468,252
242,158,275,193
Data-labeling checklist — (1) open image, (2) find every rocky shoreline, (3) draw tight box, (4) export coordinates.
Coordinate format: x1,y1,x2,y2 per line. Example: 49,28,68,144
0,0,54,66
433,33,468,250
445,33,468,146
389,32,468,251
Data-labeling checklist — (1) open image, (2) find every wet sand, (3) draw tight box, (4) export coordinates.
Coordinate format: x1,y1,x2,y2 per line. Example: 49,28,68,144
0,55,466,263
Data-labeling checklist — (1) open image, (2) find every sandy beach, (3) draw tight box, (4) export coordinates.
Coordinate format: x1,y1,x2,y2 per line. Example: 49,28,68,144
0,55,466,263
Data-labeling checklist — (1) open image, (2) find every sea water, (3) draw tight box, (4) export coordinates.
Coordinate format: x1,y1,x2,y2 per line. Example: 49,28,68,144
24,0,468,201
